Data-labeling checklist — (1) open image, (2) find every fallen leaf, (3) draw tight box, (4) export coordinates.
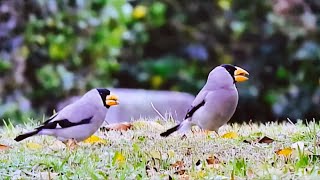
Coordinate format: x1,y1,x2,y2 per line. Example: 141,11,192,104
174,169,186,175
221,132,238,139
247,168,255,178
102,122,132,131
171,160,184,168
206,156,220,165
258,136,274,144
168,150,175,158
0,144,10,151
83,135,107,144
276,148,293,157
150,150,161,160
26,142,42,150
243,136,274,144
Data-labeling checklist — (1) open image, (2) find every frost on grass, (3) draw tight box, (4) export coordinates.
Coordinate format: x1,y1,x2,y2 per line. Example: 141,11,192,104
0,119,320,179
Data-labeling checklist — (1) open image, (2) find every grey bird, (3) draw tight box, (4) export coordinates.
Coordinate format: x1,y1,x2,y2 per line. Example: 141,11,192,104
160,64,249,137
14,88,119,142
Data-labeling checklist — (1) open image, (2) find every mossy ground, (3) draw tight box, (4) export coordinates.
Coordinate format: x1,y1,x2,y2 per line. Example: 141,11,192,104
0,119,320,179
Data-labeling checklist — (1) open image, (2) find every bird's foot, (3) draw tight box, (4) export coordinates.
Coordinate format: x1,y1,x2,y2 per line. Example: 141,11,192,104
64,138,78,150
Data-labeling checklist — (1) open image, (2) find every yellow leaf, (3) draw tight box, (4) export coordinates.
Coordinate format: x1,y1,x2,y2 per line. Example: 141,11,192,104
168,150,175,158
276,148,293,157
132,5,147,19
26,142,42,150
198,170,205,178
113,151,125,165
83,135,106,144
218,0,232,11
151,75,163,89
221,132,238,139
150,150,161,159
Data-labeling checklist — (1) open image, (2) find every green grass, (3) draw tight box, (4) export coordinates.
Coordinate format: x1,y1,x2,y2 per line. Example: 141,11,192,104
0,119,320,179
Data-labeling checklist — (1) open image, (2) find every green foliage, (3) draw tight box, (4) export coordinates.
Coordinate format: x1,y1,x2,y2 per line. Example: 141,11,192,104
0,0,319,122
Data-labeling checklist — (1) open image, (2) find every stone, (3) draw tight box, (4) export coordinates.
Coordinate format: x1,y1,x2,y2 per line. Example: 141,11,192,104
57,88,195,123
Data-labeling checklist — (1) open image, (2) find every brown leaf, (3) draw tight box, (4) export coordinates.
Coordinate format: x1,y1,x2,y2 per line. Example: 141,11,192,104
178,174,189,180
171,161,184,168
258,136,274,144
0,144,10,151
206,156,220,165
102,122,132,131
174,169,186,175
243,136,274,144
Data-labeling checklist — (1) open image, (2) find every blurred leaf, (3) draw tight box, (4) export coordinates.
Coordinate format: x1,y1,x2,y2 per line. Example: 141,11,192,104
276,66,288,79
133,5,147,19
149,2,166,27
36,65,60,90
48,35,70,60
0,60,11,72
294,41,320,61
218,0,232,10
151,75,163,89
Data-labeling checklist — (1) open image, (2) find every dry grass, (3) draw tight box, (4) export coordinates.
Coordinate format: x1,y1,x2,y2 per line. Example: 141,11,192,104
0,119,320,179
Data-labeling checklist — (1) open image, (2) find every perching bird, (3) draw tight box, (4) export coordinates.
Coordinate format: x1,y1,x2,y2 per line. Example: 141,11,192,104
160,64,249,137
15,88,119,143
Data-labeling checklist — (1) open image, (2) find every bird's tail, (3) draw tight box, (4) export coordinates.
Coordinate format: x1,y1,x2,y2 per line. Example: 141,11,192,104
160,121,192,137
14,130,39,142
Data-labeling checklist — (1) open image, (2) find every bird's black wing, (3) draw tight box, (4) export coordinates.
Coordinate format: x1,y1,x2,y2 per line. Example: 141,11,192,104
184,100,205,119
37,116,93,130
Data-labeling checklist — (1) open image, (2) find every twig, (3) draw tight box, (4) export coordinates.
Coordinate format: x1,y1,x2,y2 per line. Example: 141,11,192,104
150,102,166,122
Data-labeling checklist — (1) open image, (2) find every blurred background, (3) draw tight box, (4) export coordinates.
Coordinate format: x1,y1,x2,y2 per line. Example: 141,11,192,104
0,0,319,124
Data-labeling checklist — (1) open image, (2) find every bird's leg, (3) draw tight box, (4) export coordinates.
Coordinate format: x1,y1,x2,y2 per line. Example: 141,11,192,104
64,138,78,150
213,130,219,137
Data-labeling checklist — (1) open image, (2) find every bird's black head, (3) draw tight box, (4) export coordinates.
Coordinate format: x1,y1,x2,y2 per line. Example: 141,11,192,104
221,64,249,83
96,88,111,108
221,64,237,83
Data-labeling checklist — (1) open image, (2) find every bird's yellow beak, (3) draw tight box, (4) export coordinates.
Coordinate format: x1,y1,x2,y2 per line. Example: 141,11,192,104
106,94,119,106
234,66,249,82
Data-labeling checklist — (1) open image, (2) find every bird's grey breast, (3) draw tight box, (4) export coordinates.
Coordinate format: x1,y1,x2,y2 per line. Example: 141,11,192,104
197,88,238,130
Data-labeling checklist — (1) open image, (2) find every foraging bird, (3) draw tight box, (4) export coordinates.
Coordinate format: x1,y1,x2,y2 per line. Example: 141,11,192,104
160,64,249,137
15,88,119,142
